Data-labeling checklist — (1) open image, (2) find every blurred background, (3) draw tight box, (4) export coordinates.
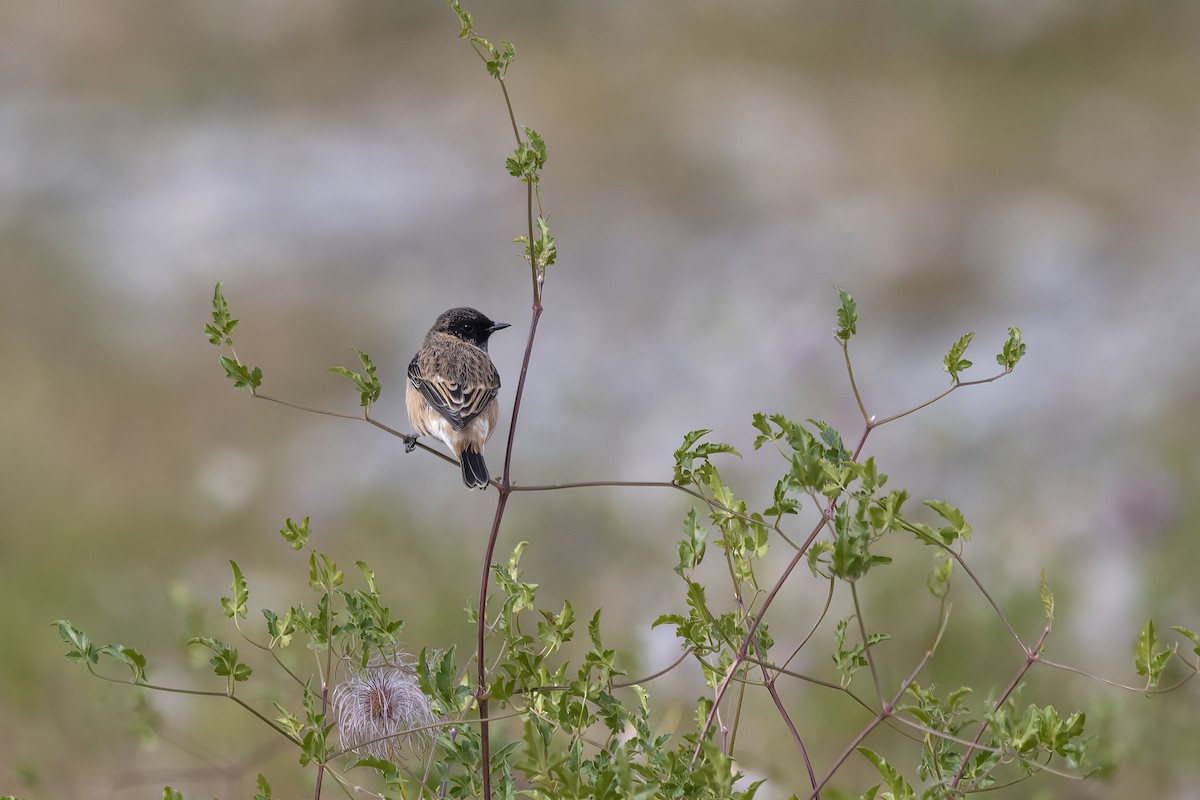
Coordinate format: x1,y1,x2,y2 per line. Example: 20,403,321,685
2,0,1199,797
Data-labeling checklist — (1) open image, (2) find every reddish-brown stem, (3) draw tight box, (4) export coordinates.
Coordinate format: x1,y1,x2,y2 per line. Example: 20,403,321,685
948,626,1051,791
804,647,934,800
760,662,819,794
693,422,876,763
476,301,543,799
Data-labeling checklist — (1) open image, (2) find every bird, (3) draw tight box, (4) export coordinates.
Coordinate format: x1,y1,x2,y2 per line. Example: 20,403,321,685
405,307,510,489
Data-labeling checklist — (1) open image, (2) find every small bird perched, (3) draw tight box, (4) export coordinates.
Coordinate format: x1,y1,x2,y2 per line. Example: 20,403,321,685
406,307,510,489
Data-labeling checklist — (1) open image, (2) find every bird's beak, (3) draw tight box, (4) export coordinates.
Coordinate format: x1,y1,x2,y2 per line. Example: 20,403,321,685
487,322,512,333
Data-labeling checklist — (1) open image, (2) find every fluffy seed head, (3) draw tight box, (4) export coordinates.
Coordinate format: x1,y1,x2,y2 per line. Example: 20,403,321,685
332,656,436,762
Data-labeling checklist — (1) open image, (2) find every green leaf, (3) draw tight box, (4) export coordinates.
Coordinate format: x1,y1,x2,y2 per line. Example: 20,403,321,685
356,560,378,594
328,348,381,408
996,326,1027,370
672,429,739,484
273,701,303,739
533,216,556,270
484,42,511,78
163,788,184,800
835,287,858,342
927,557,953,599
446,0,472,38
204,282,238,346
806,540,834,578
1135,620,1171,689
1170,625,1200,659
1039,568,1055,628
675,508,707,576
506,129,548,183
943,331,975,383
308,553,343,592
218,354,262,391
95,644,148,684
832,616,869,687
537,600,576,654
187,637,252,683
55,619,94,664
279,516,310,550
221,561,248,619
923,499,972,544
858,746,915,799
253,773,273,800
263,608,296,649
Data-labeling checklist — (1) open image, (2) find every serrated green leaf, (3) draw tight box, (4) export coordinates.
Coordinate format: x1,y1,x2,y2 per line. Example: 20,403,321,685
279,516,310,550
858,746,914,798
219,354,262,391
923,499,972,544
1170,625,1200,659
835,287,858,341
1135,619,1170,689
997,326,1027,370
253,773,272,800
96,644,148,683
927,557,953,599
205,282,238,346
308,552,343,592
54,619,93,662
1039,568,1054,628
328,348,381,407
221,561,248,619
356,560,377,594
943,331,976,383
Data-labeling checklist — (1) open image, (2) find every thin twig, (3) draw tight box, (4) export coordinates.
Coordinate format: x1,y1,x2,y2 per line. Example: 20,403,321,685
850,580,885,707
948,625,1051,791
805,647,934,800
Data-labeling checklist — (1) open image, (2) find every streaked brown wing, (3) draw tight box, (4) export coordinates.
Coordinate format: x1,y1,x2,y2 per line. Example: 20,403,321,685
407,339,500,431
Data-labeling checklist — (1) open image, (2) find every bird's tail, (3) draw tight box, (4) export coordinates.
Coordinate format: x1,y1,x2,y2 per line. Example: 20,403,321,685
460,446,490,490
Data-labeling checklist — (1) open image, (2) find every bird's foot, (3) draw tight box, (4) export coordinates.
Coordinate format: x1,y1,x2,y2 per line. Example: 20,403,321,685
404,435,418,453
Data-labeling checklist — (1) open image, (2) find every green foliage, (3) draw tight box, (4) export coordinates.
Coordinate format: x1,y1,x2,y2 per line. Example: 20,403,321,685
187,636,252,684
221,560,248,619
1135,619,1172,690
219,354,263,391
280,516,311,550
506,127,547,183
206,282,263,391
62,209,1194,800
996,326,1026,371
1170,625,1200,661
253,773,273,800
1039,569,1055,628
858,747,915,800
55,619,147,684
203,282,238,346
835,286,858,341
328,348,381,408
900,683,974,783
445,0,515,78
53,4,1197,799
943,332,975,383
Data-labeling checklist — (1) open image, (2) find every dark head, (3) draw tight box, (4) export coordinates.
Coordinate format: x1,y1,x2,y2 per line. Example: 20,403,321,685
432,307,510,350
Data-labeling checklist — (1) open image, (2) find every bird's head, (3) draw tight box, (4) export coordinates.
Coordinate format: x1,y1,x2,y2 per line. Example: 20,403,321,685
433,307,511,350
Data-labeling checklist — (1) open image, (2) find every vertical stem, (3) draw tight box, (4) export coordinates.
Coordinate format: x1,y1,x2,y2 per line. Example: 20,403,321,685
475,492,510,800
314,585,336,799
476,302,544,800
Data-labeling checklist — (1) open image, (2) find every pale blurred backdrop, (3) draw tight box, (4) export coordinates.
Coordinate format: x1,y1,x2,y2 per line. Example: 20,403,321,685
2,1,1199,798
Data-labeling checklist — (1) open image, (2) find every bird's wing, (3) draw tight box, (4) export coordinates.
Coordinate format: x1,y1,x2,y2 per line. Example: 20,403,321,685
408,339,500,432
